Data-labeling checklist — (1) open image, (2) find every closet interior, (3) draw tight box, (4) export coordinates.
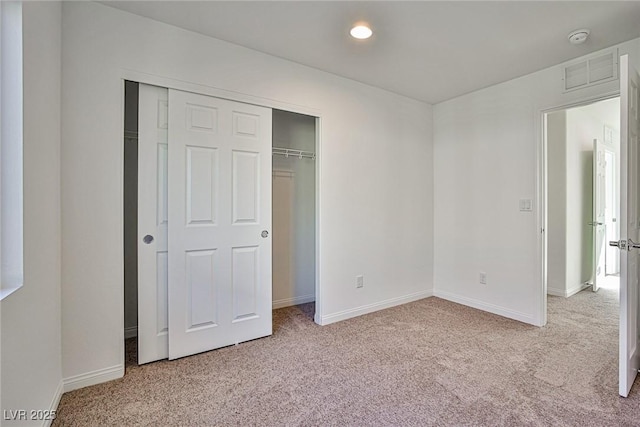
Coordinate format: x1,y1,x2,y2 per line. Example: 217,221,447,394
272,109,317,311
123,81,139,344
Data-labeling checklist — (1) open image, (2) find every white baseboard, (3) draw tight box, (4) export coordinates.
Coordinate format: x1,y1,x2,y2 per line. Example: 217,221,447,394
547,287,565,297
124,326,138,339
547,283,591,298
433,289,535,325
43,380,64,427
273,294,315,309
567,282,591,297
63,364,124,393
320,290,432,325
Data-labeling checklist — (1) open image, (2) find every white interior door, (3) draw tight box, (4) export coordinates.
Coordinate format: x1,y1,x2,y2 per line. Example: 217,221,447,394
616,54,640,397
137,83,169,364
168,89,272,360
592,138,606,292
604,149,619,275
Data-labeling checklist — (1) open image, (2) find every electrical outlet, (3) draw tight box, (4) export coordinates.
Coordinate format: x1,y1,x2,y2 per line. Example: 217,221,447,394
356,275,364,288
479,272,487,285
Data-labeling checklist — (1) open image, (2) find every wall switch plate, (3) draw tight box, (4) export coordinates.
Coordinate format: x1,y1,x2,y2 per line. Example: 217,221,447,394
356,275,364,288
479,272,487,285
519,198,533,212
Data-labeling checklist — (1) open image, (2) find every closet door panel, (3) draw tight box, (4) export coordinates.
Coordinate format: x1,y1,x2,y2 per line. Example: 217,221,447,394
186,146,218,225
168,89,272,360
232,150,260,225
138,83,169,364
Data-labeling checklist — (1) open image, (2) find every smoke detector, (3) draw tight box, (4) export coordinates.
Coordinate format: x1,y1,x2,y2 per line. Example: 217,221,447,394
568,29,590,45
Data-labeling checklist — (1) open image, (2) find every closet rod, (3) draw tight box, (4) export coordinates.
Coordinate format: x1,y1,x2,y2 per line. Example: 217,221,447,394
272,147,316,160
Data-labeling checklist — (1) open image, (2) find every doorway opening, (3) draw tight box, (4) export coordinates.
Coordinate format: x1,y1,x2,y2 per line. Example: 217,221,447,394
544,96,621,307
540,54,640,398
272,109,317,325
123,81,320,365
123,80,139,367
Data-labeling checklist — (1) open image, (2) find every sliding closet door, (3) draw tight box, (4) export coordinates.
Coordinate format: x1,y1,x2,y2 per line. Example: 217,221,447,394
137,84,169,364
167,89,273,360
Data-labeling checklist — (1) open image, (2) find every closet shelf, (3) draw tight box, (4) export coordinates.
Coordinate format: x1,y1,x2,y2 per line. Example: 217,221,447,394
272,147,316,160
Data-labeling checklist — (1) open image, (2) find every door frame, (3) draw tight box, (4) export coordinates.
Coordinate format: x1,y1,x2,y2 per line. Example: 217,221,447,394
121,70,325,354
537,91,620,326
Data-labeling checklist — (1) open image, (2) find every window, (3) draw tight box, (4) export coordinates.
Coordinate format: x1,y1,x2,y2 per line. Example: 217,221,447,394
0,1,23,300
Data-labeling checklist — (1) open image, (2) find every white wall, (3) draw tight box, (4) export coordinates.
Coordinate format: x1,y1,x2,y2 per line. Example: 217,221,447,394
272,110,316,308
1,1,62,424
565,106,597,294
546,111,567,296
434,39,640,325
61,2,433,384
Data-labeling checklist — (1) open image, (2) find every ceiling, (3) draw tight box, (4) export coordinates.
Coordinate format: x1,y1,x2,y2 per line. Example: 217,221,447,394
103,1,640,104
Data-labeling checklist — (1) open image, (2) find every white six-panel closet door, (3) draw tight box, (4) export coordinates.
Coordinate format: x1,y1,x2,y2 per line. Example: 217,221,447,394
167,89,273,360
138,83,169,364
138,85,273,363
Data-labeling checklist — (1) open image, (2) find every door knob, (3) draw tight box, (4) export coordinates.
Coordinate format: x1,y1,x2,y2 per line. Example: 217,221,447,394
261,230,269,238
143,234,154,244
628,238,640,250
610,239,631,250
588,222,604,226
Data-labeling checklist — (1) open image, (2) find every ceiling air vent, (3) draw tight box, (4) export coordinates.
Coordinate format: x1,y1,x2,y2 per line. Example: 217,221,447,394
564,61,588,90
563,48,618,92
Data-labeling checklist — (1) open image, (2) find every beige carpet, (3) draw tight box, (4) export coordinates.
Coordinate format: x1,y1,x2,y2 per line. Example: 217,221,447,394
54,287,640,426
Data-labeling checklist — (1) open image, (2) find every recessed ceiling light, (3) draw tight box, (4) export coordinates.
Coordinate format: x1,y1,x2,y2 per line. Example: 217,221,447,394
350,25,372,40
568,29,590,45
